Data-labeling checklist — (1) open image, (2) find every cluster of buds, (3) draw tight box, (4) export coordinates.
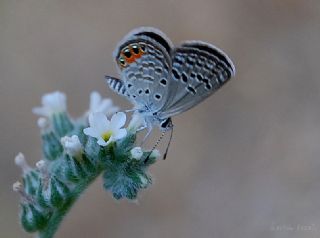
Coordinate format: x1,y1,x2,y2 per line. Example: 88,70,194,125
13,91,159,235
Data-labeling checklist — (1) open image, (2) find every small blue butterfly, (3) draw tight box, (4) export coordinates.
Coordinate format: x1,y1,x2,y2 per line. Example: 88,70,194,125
106,27,235,158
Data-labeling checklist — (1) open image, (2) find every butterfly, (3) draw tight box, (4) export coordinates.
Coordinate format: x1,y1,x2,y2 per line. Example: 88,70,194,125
105,27,235,158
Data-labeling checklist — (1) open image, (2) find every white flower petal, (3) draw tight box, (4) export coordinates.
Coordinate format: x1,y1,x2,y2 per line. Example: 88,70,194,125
112,128,127,140
88,113,95,127
88,91,119,116
83,127,99,137
110,112,126,129
42,91,66,112
33,91,67,117
89,91,101,111
97,98,112,111
89,112,110,133
97,138,108,146
32,107,49,117
85,111,127,146
100,100,119,116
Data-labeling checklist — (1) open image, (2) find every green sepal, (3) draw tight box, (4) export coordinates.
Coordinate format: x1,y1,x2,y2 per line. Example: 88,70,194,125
51,112,74,137
23,170,40,196
61,154,86,182
36,175,70,209
49,176,70,208
80,154,96,175
102,157,152,200
42,132,63,160
84,137,102,164
72,122,88,146
115,133,136,154
36,180,51,209
20,203,51,232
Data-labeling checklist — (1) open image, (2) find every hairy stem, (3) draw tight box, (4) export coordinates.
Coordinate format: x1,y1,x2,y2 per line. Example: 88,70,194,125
38,172,101,238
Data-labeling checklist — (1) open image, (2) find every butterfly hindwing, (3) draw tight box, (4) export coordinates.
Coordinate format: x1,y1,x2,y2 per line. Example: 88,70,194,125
113,27,174,113
159,41,235,119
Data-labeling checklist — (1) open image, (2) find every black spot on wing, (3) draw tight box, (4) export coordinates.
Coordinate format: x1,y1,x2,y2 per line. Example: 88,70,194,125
154,94,162,100
160,78,167,86
181,73,188,83
186,85,196,95
172,68,180,80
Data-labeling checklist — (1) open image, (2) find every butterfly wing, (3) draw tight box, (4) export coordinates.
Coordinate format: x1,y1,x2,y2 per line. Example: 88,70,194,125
158,41,235,119
111,27,174,113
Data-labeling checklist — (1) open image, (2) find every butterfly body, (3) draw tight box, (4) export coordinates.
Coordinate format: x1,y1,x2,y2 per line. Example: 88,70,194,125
106,27,235,131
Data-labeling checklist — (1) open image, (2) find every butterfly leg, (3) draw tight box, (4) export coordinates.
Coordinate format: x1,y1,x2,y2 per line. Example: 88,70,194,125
125,109,137,113
140,125,153,146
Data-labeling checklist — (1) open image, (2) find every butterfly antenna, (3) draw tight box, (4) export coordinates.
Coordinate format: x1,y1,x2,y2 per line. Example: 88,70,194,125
144,131,166,164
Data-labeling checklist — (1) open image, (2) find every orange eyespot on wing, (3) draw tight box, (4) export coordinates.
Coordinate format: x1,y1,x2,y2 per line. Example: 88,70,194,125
117,43,145,68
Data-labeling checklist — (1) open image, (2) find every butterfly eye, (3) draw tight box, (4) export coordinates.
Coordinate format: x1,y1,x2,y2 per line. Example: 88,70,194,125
123,48,132,58
131,44,140,55
118,57,126,67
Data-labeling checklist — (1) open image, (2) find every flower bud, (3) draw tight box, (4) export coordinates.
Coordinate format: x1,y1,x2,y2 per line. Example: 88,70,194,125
61,135,83,159
15,153,31,175
130,147,143,160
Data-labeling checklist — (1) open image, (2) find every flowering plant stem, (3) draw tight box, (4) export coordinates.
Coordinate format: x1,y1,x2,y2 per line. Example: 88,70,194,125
14,91,159,237
38,172,100,238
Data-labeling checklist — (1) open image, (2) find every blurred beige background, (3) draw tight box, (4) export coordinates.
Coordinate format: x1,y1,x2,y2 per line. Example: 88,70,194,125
1,0,320,237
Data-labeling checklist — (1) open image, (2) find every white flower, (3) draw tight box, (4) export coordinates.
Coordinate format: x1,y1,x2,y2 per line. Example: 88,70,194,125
61,135,83,158
87,91,119,117
83,112,127,146
33,91,67,117
130,147,143,160
128,112,146,132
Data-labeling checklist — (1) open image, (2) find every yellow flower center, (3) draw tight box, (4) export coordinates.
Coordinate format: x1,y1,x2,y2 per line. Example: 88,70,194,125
102,131,112,142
